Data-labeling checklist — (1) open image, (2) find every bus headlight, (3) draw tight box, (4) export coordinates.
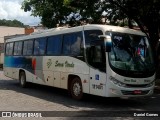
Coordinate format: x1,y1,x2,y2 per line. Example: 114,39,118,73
109,76,126,87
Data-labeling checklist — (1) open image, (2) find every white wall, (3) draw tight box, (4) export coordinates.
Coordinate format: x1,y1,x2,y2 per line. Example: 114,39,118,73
0,26,24,65
0,26,24,43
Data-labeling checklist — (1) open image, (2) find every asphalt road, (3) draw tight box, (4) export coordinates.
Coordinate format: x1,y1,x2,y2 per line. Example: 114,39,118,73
0,70,160,120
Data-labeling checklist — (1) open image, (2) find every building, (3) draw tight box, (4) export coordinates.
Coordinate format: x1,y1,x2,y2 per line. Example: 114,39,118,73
0,26,45,68
0,26,37,68
0,26,24,68
0,26,25,43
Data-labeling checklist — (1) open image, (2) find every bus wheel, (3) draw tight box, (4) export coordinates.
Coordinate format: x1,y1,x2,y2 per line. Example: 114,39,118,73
19,71,27,88
70,77,83,100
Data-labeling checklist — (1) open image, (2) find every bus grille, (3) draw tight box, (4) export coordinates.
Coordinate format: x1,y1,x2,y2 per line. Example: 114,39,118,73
121,90,150,95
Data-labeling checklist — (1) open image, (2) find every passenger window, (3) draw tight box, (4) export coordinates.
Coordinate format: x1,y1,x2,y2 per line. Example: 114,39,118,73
70,32,82,55
5,43,10,55
27,40,33,55
17,42,22,55
63,34,71,55
23,41,28,55
14,42,22,55
34,38,46,55
63,32,83,56
6,43,14,55
23,40,33,55
47,35,61,55
14,42,19,55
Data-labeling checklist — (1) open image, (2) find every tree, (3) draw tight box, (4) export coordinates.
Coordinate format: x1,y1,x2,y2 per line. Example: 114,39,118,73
71,0,160,52
22,0,77,28
0,19,25,27
22,0,107,27
22,0,160,63
105,0,160,78
107,0,160,55
71,0,160,67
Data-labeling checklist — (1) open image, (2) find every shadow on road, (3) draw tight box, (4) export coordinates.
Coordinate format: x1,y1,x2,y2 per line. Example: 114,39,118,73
1,77,160,112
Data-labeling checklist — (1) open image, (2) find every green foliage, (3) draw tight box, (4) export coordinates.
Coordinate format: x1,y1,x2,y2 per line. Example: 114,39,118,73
21,0,160,49
0,19,25,27
107,0,160,62
22,0,105,27
21,0,160,69
21,0,160,28
22,0,75,28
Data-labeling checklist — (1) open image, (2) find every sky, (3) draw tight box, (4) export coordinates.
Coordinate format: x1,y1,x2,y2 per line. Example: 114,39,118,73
0,0,41,26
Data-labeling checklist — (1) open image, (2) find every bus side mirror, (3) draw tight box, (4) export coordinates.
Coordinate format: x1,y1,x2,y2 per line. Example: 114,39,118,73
99,35,112,52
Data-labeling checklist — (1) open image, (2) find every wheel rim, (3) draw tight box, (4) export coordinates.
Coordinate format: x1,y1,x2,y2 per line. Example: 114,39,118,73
73,82,81,96
20,75,25,85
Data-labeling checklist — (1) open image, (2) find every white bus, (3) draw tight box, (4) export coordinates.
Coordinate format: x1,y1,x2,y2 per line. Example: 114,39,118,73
4,24,155,100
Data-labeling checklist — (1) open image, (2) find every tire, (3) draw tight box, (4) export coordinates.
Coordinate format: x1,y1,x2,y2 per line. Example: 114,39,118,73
70,77,83,100
19,71,27,88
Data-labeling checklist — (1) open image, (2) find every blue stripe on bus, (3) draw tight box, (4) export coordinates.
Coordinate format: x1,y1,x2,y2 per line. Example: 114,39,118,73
4,56,34,73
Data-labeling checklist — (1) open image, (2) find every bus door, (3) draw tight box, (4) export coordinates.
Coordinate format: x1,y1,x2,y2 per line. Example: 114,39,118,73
84,29,107,96
88,41,107,96
89,68,106,96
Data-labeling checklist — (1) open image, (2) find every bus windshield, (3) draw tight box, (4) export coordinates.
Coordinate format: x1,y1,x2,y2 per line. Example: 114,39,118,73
107,32,155,77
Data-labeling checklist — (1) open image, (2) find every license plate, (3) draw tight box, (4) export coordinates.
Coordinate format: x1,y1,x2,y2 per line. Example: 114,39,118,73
134,90,142,94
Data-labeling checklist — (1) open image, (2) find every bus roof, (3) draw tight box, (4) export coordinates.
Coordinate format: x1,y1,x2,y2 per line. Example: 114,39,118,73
84,24,145,36
5,24,146,43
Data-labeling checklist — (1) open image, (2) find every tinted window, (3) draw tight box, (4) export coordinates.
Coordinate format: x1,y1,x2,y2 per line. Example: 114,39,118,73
23,40,33,55
14,41,22,55
34,37,47,55
14,42,18,55
84,30,106,72
23,41,28,55
9,43,14,55
27,40,33,55
84,30,103,45
47,35,61,55
6,43,14,55
63,34,71,55
71,32,82,55
5,43,10,55
18,42,23,55
63,32,82,56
